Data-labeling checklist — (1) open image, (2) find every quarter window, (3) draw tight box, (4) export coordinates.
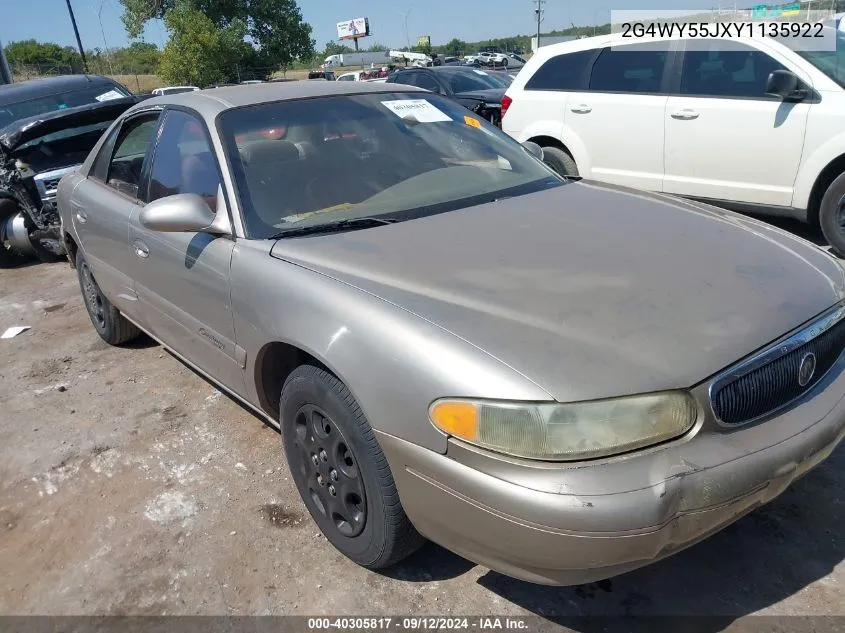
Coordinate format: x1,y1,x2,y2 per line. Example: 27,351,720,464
679,41,787,98
525,50,596,91
147,110,221,210
102,115,160,199
589,45,668,94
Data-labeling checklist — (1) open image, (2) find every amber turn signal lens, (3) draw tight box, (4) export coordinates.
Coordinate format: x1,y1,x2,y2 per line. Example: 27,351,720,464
429,401,478,441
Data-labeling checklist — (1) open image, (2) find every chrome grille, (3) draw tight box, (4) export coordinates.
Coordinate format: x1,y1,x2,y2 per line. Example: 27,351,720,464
710,305,845,426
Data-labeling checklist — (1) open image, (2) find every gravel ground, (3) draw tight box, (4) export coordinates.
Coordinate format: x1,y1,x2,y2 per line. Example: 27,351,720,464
0,231,843,631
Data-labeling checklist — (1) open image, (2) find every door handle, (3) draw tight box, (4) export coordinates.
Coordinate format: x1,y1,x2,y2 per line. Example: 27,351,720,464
132,239,149,259
570,104,592,114
670,109,700,120
73,204,87,223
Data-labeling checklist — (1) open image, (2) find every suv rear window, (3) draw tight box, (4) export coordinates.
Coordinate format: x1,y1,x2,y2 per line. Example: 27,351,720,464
525,50,596,91
589,45,668,94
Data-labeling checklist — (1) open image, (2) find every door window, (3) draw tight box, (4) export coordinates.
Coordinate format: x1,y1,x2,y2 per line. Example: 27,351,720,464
100,115,160,199
679,41,787,99
589,44,669,94
525,49,596,91
413,72,443,93
147,109,221,210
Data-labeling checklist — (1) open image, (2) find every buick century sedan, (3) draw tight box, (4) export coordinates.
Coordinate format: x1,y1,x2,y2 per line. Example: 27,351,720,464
58,81,845,585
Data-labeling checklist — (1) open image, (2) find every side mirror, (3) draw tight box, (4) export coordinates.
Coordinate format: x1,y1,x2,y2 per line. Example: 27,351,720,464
522,141,544,161
139,193,228,234
765,70,805,101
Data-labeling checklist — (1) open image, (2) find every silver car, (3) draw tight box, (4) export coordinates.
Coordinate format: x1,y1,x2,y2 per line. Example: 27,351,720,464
58,81,845,586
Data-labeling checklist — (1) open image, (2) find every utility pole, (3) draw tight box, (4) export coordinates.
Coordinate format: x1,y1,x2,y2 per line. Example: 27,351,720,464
65,0,89,74
534,0,545,51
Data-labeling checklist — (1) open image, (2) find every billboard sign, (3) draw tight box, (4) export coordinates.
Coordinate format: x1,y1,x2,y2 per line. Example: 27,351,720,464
416,35,431,48
337,18,370,40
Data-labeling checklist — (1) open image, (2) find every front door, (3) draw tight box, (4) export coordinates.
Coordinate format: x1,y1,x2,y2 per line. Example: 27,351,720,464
128,108,245,396
663,39,811,207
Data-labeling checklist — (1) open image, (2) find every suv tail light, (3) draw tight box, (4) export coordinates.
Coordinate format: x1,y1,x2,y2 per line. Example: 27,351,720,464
501,94,512,119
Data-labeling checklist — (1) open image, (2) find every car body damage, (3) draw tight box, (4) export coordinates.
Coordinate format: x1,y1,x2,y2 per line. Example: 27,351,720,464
0,96,139,267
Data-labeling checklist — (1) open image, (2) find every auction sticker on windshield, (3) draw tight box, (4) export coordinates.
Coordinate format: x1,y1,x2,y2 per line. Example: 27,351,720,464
381,99,451,123
96,90,125,102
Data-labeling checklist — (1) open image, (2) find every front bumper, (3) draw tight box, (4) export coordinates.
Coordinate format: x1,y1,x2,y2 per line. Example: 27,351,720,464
378,359,845,586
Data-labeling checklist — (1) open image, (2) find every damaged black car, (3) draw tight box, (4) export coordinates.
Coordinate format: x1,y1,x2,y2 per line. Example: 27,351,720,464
385,66,506,127
0,96,139,267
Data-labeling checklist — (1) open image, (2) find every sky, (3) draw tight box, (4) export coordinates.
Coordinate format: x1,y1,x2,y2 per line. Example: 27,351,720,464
0,0,751,53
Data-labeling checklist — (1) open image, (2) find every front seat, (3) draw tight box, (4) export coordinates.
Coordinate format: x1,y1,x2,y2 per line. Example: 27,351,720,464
239,140,309,228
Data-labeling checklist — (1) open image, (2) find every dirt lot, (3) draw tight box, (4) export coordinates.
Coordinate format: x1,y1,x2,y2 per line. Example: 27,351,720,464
1,239,844,629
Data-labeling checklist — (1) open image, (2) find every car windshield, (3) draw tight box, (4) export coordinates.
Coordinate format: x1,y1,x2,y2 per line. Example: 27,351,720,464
219,92,563,238
447,69,507,92
0,84,130,129
785,29,845,88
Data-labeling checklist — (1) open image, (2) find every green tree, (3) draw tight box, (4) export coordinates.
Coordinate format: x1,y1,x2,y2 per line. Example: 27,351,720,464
4,39,81,72
441,38,468,56
323,41,353,57
113,41,161,73
120,0,315,71
365,42,388,52
157,7,246,86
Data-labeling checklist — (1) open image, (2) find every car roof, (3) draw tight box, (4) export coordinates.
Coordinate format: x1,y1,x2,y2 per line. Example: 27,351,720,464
0,74,120,105
128,81,425,120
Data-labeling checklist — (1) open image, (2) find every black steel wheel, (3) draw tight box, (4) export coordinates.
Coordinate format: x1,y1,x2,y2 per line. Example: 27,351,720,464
75,249,141,345
291,403,367,537
280,365,425,568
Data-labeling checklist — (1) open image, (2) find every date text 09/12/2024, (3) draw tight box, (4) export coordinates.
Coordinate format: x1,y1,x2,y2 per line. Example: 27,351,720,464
307,617,530,630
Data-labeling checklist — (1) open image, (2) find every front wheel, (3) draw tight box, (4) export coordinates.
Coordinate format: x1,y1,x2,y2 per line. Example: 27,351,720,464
280,365,425,569
818,172,845,257
76,250,141,345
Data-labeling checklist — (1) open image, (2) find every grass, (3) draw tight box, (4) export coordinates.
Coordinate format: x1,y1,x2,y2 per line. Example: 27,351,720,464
108,74,166,94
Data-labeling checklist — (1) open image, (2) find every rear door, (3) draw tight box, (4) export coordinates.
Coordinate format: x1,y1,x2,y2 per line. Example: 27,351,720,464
563,42,675,192
69,109,162,314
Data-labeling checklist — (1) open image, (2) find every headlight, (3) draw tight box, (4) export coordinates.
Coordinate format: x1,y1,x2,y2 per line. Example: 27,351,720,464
429,392,697,461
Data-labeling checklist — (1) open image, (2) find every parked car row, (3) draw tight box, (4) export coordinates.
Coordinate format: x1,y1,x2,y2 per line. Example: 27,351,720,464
501,28,845,254
44,74,845,589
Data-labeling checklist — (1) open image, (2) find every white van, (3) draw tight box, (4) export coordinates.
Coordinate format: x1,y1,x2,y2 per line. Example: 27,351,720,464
502,29,845,253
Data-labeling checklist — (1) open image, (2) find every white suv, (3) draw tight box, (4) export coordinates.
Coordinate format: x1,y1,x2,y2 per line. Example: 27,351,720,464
502,30,845,253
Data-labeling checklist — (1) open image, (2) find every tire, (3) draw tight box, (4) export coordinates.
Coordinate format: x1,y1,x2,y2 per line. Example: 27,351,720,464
818,172,845,257
0,199,29,269
541,145,579,178
75,249,141,345
280,365,425,569
501,58,509,67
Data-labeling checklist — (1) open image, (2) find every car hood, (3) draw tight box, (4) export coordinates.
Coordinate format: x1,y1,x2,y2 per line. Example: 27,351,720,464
454,88,505,103
0,96,138,155
269,181,845,402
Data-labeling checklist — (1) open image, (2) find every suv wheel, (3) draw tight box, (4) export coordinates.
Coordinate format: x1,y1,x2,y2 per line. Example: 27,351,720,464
818,172,845,257
541,146,579,178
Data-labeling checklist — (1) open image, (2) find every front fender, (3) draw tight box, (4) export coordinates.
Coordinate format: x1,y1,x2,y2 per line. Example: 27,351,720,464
230,242,553,454
793,133,845,212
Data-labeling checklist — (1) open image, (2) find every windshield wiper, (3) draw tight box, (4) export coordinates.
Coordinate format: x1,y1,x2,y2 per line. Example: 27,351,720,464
268,217,398,240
